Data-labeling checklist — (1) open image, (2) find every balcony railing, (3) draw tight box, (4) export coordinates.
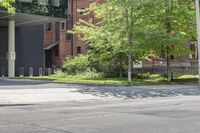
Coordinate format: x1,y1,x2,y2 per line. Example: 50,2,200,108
13,0,68,18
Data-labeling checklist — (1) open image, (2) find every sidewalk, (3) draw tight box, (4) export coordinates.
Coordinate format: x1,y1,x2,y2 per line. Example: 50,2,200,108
0,79,116,104
0,79,199,105
0,88,107,104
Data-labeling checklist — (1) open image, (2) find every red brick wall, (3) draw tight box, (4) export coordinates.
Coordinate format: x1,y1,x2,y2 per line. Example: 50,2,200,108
71,0,102,56
44,23,56,46
44,21,72,68
44,0,104,68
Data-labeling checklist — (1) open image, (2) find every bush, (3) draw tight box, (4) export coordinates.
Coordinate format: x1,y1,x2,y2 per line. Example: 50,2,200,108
68,69,105,79
136,73,163,79
52,69,105,79
63,55,90,75
51,69,66,78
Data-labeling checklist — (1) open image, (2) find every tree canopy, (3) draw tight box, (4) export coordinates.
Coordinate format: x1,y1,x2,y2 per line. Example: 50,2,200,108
71,0,195,82
0,0,15,13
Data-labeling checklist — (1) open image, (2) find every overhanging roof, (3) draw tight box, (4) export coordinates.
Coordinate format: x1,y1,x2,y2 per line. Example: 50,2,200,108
0,11,66,27
44,42,59,50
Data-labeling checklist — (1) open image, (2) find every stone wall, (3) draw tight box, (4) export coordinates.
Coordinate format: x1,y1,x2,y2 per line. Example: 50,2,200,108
134,60,199,76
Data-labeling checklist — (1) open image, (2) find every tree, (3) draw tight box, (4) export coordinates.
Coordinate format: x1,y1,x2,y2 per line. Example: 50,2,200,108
0,0,15,13
72,0,153,84
138,0,195,80
72,0,195,83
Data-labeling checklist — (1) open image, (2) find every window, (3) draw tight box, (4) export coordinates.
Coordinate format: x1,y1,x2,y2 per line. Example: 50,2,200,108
77,47,81,54
61,22,65,30
45,23,52,31
66,33,72,40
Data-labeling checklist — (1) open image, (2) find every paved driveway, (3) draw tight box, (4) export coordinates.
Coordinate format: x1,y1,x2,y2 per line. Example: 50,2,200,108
0,79,199,104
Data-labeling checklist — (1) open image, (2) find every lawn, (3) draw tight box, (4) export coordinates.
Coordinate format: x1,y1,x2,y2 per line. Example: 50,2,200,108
12,74,199,86
14,76,171,86
172,75,199,84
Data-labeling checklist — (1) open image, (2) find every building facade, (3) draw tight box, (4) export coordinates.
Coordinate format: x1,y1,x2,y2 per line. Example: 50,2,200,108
0,0,68,77
0,0,94,77
1,0,195,77
44,0,100,69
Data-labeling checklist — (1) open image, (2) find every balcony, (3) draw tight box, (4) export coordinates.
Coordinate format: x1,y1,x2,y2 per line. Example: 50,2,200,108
14,0,68,18
0,0,68,27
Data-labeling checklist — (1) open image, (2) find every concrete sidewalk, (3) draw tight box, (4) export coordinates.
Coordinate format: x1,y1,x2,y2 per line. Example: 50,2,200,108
0,88,109,104
0,79,199,105
0,79,116,104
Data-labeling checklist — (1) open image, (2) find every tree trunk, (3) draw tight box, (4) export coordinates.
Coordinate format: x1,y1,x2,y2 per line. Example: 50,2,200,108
119,61,123,78
128,52,132,84
165,1,173,81
166,46,170,81
125,7,134,85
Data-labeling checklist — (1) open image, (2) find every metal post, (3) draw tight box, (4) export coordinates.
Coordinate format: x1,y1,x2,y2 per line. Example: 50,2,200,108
195,0,200,84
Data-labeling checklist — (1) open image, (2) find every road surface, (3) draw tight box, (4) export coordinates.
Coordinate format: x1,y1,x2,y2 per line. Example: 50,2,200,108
0,79,200,133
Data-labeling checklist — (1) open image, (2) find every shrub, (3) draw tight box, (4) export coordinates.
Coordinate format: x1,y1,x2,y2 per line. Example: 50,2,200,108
63,55,90,75
136,73,163,79
51,69,66,78
69,69,105,79
51,69,105,79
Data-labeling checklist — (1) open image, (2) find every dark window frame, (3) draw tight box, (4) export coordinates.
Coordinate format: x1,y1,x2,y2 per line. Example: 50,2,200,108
77,46,81,54
61,22,65,30
45,23,52,31
66,33,72,40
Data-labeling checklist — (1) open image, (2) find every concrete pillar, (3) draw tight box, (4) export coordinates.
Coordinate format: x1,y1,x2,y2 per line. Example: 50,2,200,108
8,20,16,78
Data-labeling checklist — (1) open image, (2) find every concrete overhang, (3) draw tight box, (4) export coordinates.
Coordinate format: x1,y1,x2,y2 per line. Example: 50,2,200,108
44,42,59,50
0,11,66,27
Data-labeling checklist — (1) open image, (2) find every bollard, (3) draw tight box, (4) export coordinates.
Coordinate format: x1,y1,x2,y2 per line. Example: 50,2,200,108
39,68,43,77
47,68,52,76
29,67,33,77
1,67,5,78
19,67,24,77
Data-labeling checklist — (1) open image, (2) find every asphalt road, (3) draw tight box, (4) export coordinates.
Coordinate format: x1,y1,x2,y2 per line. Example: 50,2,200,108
0,79,200,133
0,97,200,133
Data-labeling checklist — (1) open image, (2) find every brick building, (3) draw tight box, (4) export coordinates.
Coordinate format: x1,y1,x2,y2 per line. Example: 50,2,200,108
0,0,197,77
44,21,72,69
45,0,102,69
0,0,97,76
0,0,68,77
44,0,91,69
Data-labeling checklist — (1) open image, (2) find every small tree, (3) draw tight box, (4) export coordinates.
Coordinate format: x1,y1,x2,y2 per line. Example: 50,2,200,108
139,0,195,80
0,0,15,13
72,0,153,84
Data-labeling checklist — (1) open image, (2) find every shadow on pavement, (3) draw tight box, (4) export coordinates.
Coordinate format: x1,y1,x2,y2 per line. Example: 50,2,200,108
71,86,200,99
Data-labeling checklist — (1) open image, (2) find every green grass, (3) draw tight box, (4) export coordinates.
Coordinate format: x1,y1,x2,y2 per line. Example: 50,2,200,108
172,75,199,84
13,76,171,86
12,74,199,86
